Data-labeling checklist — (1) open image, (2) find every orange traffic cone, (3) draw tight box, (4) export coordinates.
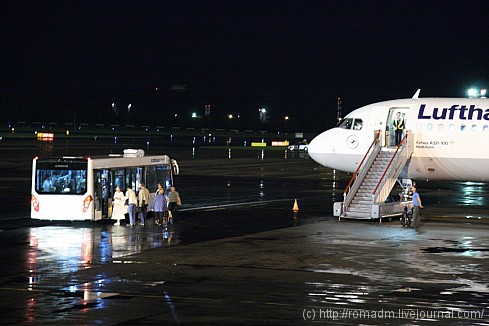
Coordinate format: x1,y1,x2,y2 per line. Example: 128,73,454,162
292,198,299,212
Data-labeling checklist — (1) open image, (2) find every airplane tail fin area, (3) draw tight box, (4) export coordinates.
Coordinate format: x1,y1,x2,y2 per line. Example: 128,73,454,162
412,89,421,99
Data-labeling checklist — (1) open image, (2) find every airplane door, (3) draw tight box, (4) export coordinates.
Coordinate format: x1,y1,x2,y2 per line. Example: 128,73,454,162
386,107,410,147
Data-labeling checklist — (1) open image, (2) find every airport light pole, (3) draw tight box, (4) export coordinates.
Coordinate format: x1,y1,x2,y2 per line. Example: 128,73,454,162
259,108,268,125
337,97,342,123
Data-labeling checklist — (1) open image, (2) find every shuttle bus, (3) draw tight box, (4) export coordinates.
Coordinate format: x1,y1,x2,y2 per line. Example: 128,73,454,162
31,149,179,221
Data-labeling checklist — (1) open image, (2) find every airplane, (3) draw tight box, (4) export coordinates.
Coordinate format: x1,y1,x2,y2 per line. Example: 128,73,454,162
308,90,489,219
309,90,489,181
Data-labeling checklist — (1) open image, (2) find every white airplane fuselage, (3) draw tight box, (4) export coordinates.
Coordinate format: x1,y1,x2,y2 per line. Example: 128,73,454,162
308,97,489,181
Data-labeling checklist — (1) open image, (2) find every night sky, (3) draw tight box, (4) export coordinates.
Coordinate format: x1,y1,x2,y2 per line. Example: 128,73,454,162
2,0,488,131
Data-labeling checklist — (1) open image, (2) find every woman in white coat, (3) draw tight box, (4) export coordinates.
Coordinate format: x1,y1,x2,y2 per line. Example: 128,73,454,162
112,186,125,225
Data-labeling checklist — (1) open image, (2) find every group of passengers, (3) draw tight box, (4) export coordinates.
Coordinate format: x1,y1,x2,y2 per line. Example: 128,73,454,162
112,183,181,227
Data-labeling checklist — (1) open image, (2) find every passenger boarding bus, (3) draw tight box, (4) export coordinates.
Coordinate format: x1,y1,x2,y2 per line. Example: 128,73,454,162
31,149,179,221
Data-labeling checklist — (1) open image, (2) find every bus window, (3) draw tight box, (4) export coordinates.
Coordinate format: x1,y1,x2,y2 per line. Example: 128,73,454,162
113,169,125,191
136,167,143,192
36,164,87,194
152,165,172,192
125,168,138,191
145,166,157,192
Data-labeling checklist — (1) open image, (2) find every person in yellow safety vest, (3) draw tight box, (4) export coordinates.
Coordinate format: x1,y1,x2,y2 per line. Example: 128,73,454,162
393,112,405,146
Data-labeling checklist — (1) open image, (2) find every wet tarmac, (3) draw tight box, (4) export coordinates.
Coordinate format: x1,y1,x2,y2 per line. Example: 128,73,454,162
1,218,489,325
1,138,489,324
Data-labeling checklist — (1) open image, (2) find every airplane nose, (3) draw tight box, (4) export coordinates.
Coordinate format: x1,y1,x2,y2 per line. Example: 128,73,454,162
308,131,332,167
308,129,362,173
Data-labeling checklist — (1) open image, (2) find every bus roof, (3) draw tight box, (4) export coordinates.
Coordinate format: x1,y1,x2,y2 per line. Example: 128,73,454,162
91,154,171,169
35,153,172,169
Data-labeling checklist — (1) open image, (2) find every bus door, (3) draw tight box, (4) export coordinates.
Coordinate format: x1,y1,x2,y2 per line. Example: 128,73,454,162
94,169,111,218
95,168,138,219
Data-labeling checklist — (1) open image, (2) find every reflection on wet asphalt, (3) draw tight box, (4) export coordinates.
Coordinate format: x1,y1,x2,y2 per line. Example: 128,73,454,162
1,139,489,324
12,221,487,325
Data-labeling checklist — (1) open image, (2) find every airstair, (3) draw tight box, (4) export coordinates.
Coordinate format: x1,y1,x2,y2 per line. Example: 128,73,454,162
334,130,414,220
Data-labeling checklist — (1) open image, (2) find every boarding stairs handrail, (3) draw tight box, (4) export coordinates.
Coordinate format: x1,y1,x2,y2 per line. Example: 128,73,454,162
342,130,382,213
371,131,414,205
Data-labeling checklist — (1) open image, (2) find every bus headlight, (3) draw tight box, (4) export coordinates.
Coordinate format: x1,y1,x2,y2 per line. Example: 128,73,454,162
82,195,93,213
31,195,39,212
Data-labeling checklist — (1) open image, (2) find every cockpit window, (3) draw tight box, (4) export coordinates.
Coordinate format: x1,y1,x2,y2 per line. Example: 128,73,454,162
338,118,362,130
353,119,363,130
338,118,353,129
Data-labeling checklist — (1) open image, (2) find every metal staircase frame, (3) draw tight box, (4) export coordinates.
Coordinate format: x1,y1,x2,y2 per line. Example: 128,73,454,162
341,130,382,215
372,132,414,205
